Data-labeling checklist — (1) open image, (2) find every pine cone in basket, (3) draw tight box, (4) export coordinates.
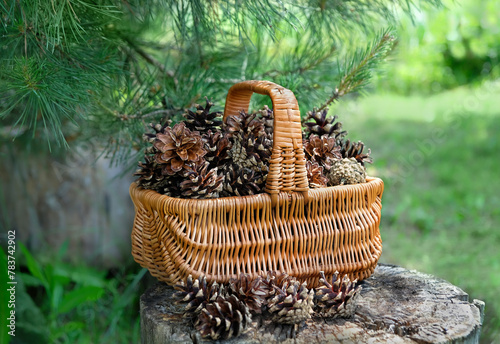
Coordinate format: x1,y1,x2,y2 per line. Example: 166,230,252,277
258,105,274,136
179,161,224,199
328,158,366,186
195,294,252,340
224,110,265,138
267,279,315,324
174,275,224,314
202,130,231,169
134,155,169,192
183,98,223,134
229,132,271,172
314,271,361,318
142,121,173,143
153,122,206,175
302,108,347,140
341,139,373,166
304,134,341,171
306,160,328,188
229,274,267,314
221,164,264,196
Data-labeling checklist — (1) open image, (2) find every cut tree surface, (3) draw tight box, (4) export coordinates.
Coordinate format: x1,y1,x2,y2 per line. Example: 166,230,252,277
140,264,485,344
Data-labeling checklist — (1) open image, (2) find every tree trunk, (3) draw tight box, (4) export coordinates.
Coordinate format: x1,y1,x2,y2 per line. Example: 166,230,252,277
140,264,484,344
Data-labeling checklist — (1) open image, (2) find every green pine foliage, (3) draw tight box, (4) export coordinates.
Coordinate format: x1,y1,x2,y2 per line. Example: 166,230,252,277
1,0,441,163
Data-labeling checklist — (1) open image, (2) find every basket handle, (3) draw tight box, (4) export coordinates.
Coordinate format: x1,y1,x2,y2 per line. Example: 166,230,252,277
223,80,309,206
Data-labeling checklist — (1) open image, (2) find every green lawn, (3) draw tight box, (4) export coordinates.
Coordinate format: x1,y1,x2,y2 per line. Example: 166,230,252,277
338,82,500,343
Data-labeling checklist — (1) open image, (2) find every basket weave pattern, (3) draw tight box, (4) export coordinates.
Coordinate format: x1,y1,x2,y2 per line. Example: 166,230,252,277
130,80,384,287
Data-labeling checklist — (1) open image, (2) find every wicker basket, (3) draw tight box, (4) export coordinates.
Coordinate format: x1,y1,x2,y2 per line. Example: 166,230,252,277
130,80,384,288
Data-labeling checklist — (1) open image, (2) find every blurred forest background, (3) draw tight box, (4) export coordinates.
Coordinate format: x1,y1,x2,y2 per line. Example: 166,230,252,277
1,0,499,343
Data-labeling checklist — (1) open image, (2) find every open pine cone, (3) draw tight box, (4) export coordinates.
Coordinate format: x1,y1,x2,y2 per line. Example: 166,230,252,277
202,130,231,169
221,164,264,197
174,275,224,314
134,155,168,192
267,279,315,324
229,274,267,314
341,139,373,166
303,108,347,140
304,134,341,171
183,98,223,134
224,111,265,138
154,122,206,175
195,295,252,340
179,161,224,199
258,105,274,136
306,160,328,188
314,271,361,318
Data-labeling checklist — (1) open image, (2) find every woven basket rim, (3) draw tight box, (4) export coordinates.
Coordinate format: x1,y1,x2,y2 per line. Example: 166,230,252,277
130,176,383,203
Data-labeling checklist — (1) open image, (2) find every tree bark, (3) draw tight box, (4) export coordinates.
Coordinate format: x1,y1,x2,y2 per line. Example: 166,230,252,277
140,264,485,344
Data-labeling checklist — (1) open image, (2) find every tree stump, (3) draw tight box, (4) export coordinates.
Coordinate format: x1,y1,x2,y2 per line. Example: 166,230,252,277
140,264,485,344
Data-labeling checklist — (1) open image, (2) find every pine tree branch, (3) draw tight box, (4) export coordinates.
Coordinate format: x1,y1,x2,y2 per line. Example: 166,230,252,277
318,29,396,111
121,35,175,79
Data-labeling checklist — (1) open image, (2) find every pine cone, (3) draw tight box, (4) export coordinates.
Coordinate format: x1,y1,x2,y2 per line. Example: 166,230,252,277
306,160,328,188
302,108,347,140
267,280,315,324
304,134,341,171
174,275,223,314
314,271,361,318
229,274,267,314
154,122,206,175
183,98,223,134
228,132,271,172
142,121,173,143
195,295,252,340
202,130,231,168
179,161,224,199
224,111,265,138
328,158,366,186
221,164,264,196
341,139,373,166
258,105,274,136
134,156,168,192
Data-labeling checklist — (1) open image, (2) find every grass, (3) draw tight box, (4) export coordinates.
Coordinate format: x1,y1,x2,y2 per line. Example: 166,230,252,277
337,81,500,343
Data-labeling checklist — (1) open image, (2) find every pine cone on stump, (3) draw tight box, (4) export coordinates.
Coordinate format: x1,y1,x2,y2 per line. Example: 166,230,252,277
195,295,252,340
174,275,224,314
267,280,315,324
314,271,361,318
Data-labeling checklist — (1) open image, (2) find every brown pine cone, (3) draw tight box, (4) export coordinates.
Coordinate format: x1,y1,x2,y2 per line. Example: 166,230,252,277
314,271,361,318
224,111,265,138
306,160,328,188
340,139,373,166
302,108,347,140
304,134,341,171
195,295,252,340
221,164,264,197
202,130,231,169
183,98,223,134
153,122,206,175
179,161,224,199
229,274,267,314
174,275,224,314
267,280,315,324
